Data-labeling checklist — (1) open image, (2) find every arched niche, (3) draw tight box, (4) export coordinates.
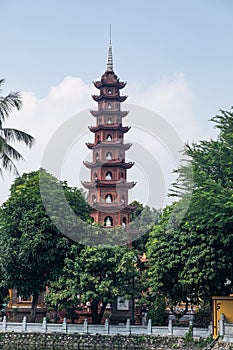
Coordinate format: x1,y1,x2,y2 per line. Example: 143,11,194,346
106,152,112,160
104,216,113,227
105,194,113,203
106,171,112,180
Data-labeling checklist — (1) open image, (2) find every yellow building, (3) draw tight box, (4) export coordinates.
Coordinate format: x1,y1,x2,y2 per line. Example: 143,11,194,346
212,296,233,338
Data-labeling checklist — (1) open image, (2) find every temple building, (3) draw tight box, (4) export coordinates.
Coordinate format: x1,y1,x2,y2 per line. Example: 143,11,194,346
82,42,136,227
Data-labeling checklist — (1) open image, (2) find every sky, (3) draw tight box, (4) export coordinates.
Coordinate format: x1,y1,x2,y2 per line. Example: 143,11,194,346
1,0,233,208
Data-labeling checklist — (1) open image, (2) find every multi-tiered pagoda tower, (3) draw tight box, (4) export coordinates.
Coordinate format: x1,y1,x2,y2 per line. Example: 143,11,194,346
82,43,136,227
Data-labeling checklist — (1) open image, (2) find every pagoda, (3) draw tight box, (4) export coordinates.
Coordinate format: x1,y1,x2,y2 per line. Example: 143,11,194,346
82,43,136,227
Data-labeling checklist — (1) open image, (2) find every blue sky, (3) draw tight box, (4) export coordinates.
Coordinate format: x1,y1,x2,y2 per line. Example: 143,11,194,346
1,0,233,206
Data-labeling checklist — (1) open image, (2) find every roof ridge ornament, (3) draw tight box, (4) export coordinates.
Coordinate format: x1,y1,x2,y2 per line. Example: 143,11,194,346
106,24,113,72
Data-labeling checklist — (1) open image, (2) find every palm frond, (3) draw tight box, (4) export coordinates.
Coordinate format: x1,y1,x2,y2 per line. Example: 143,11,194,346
0,141,24,162
0,151,19,176
0,79,5,94
1,128,35,147
0,91,23,122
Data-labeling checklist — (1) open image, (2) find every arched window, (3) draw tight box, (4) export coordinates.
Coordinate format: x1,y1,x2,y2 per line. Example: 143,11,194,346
120,172,124,179
91,216,95,223
108,89,112,95
106,134,112,141
97,134,100,142
94,172,97,180
92,194,96,203
95,152,99,160
107,118,112,124
121,195,125,203
105,194,112,203
119,153,123,160
107,103,112,109
104,216,113,227
106,172,112,180
122,217,127,227
106,152,112,160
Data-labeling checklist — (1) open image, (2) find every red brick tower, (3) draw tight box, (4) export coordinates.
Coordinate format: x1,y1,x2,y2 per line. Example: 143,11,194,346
82,43,136,227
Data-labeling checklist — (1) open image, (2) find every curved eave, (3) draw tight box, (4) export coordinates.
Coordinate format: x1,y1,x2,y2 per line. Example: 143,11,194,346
83,160,135,169
93,80,127,89
92,94,127,102
91,203,134,213
86,141,132,150
89,124,130,133
82,179,136,189
90,110,129,117
92,203,125,212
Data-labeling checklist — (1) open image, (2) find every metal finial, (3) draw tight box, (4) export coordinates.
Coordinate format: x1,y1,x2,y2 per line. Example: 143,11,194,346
110,24,111,45
106,25,113,72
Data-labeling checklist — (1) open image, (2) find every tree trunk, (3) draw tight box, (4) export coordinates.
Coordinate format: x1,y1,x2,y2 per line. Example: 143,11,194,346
91,299,99,324
98,301,107,324
30,292,39,323
91,300,108,324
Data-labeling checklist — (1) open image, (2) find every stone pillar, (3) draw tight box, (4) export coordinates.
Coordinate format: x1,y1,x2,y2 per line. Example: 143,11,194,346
105,318,109,334
3,316,7,332
22,316,27,332
189,319,193,338
147,319,152,335
84,318,88,333
219,313,225,337
63,317,67,333
42,317,47,333
168,318,173,336
126,318,131,335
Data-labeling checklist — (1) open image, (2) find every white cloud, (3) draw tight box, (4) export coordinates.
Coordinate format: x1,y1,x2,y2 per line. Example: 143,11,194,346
128,73,199,143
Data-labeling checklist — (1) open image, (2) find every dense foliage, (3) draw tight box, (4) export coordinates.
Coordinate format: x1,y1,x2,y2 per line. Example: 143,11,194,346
46,245,141,324
147,108,233,313
0,169,91,321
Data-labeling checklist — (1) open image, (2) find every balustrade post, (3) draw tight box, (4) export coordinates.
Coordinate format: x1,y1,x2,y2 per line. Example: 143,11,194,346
104,318,109,334
84,318,88,333
147,319,152,335
126,318,131,335
168,318,173,337
42,317,47,333
3,316,7,332
219,313,225,337
22,316,27,332
63,317,67,333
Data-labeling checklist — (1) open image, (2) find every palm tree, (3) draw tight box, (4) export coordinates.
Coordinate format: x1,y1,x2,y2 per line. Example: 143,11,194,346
0,79,34,175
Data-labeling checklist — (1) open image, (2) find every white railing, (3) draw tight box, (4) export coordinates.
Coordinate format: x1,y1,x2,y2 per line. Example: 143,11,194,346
0,316,212,338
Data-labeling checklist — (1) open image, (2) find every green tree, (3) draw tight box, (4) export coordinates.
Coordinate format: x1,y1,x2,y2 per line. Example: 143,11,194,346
130,201,160,254
0,169,91,322
46,245,141,324
147,108,233,314
0,79,34,174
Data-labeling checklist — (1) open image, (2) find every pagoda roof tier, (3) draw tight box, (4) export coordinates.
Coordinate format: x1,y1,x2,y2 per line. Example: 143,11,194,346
83,159,134,169
86,141,132,151
91,202,133,213
82,179,136,190
93,71,127,89
90,110,129,117
89,124,130,133
92,94,127,102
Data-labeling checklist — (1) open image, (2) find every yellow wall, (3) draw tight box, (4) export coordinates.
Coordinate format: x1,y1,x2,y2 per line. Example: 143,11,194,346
212,296,233,338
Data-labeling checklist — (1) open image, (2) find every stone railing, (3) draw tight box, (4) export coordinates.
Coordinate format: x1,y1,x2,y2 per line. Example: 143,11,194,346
0,316,212,338
219,314,233,342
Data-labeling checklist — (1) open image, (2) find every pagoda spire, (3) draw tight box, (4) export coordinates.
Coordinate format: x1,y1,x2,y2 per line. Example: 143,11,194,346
106,25,113,72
